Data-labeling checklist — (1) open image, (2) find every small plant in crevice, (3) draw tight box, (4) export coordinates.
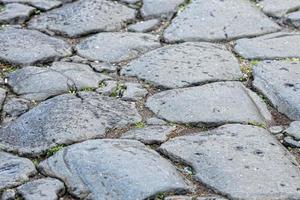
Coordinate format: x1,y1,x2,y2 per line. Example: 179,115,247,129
99,81,106,88
46,144,65,157
154,192,165,200
81,87,94,92
248,121,267,129
110,82,126,98
135,121,146,129
0,5,5,12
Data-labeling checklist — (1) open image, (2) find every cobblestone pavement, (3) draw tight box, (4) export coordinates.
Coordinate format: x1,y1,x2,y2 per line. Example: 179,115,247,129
0,0,300,200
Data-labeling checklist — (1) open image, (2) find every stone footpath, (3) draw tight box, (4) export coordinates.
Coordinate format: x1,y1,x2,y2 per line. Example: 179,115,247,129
0,0,300,200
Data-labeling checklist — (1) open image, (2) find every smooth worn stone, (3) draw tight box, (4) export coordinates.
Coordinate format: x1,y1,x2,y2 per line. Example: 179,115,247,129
39,139,189,199
269,126,284,135
3,97,30,117
17,178,65,200
121,42,242,88
96,80,118,96
0,3,35,24
7,62,106,101
128,19,160,32
28,0,136,38
0,87,7,109
76,32,160,63
121,125,175,144
165,196,227,200
285,121,300,140
234,32,300,60
253,60,300,120
121,82,148,101
284,136,300,148
286,11,300,28
91,62,118,73
0,92,141,156
146,81,272,126
1,189,16,200
163,0,280,42
146,117,167,125
0,27,71,66
141,0,184,18
61,55,89,64
159,124,300,200
0,152,36,190
0,0,62,10
258,0,300,17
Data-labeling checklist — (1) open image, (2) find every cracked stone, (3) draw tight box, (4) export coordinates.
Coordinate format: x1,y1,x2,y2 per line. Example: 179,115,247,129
286,11,300,28
141,0,184,18
0,27,71,66
3,97,30,117
128,19,160,32
121,82,148,101
258,0,300,17
0,3,35,24
7,62,107,101
121,125,176,144
121,42,242,88
0,92,141,156
234,32,300,59
0,152,37,190
76,32,160,63
0,0,62,10
0,88,7,110
163,0,280,42
96,80,118,96
253,60,300,120
146,81,272,126
39,139,189,199
159,124,300,200
28,0,136,37
17,178,65,200
284,136,300,148
285,121,300,140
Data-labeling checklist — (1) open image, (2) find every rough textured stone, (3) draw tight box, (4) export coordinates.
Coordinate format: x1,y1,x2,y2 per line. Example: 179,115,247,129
285,121,300,140
76,32,160,63
0,3,35,24
0,152,36,190
7,62,106,101
258,0,300,17
163,0,280,42
159,124,300,200
165,196,227,200
121,82,148,101
141,0,184,18
286,11,300,28
234,32,300,59
122,42,242,88
121,125,175,144
39,139,189,199
253,60,300,120
0,88,6,109
269,126,284,135
17,178,65,200
1,189,16,200
128,19,160,32
28,0,136,37
91,62,117,73
146,82,271,126
96,80,118,96
3,97,30,117
0,27,71,66
0,92,141,155
0,0,62,10
146,117,167,125
284,136,300,148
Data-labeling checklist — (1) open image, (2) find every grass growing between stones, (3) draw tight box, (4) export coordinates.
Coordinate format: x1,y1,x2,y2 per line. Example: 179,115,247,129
46,144,65,157
110,82,126,98
178,0,192,12
135,121,146,128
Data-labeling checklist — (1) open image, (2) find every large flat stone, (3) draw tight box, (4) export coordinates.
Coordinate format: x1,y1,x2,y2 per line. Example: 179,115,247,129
121,42,242,88
0,0,62,10
253,60,300,120
0,152,36,190
0,3,35,24
28,0,136,38
163,0,280,42
146,82,272,126
0,27,71,66
234,32,300,60
258,0,300,17
159,124,300,200
76,32,160,63
0,92,141,156
7,62,106,101
141,0,184,18
39,139,189,199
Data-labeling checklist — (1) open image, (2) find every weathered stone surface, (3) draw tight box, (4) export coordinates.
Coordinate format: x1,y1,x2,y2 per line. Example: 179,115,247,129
163,0,280,42
165,196,227,200
121,82,148,101
121,125,175,144
17,178,65,200
0,152,36,190
28,0,136,37
120,0,139,3
159,124,300,200
285,121,300,140
0,87,6,109
146,82,271,126
286,11,300,28
234,32,300,59
146,117,167,125
258,0,300,17
0,0,62,10
0,92,141,155
7,62,106,101
269,126,284,135
3,97,30,117
141,0,184,18
96,80,118,96
91,62,117,73
0,27,71,66
122,42,242,88
76,32,160,63
39,139,189,199
1,189,16,200
284,136,300,148
0,3,35,24
253,60,300,120
128,19,160,32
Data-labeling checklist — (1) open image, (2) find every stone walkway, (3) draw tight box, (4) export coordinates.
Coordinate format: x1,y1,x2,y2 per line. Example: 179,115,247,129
0,0,300,200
